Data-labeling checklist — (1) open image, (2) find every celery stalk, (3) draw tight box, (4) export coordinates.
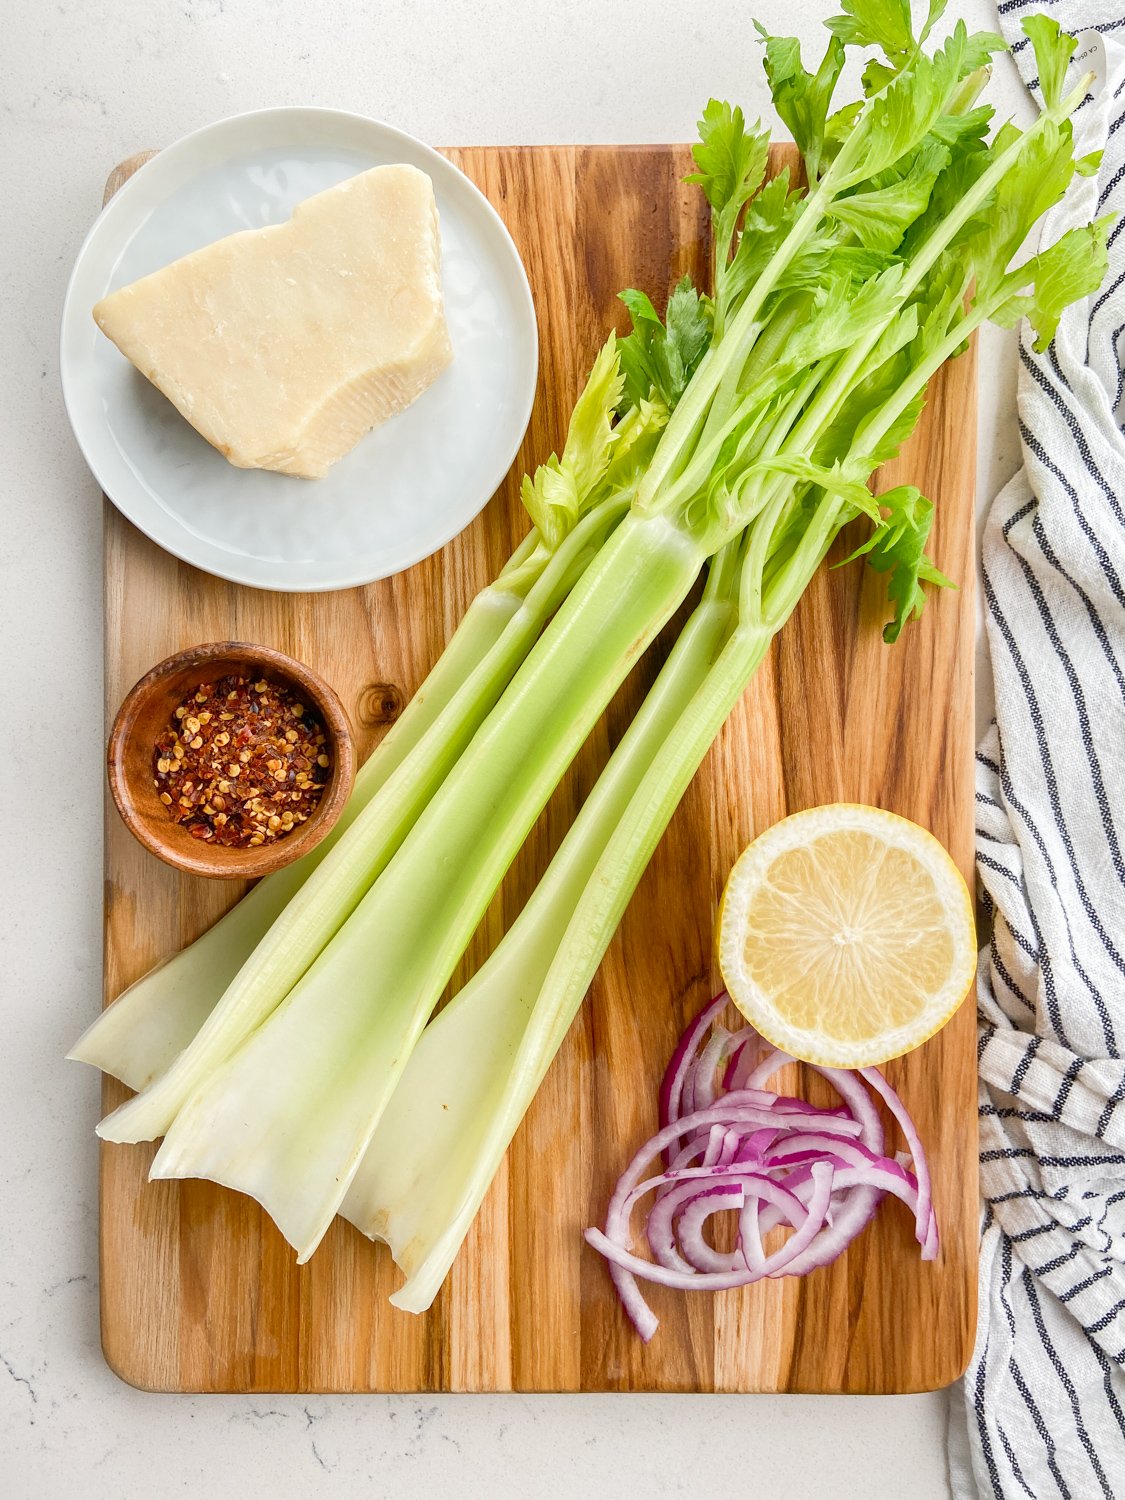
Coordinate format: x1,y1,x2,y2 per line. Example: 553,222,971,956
151,514,705,1256
363,616,769,1312
339,542,748,1307
75,335,648,1095
70,565,530,1090
344,501,842,1312
96,492,632,1142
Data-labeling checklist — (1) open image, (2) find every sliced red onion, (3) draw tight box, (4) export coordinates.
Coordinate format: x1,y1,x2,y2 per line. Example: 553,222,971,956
659,993,729,1133
607,1258,660,1342
585,992,939,1341
685,1026,735,1115
742,1046,796,1091
587,1165,836,1292
740,1192,766,1273
645,1179,708,1273
675,1184,747,1273
860,1065,939,1259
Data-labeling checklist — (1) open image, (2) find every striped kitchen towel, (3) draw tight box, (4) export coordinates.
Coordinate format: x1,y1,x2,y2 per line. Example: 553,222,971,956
949,5,1125,1496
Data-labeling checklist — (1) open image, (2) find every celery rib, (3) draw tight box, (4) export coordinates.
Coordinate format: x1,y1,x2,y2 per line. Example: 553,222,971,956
149,514,705,1256
70,580,525,1089
340,544,746,1308
95,493,633,1142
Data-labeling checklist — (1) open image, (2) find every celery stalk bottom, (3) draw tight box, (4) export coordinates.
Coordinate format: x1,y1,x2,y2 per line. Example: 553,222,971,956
149,515,705,1258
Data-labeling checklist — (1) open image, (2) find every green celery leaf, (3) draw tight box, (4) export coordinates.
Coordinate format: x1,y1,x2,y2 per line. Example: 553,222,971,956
967,118,1078,294
914,247,970,339
840,484,923,559
564,336,624,498
930,104,995,148
829,50,952,190
818,245,900,285
617,278,713,411
780,264,906,372
859,20,1001,99
741,165,795,231
825,0,915,59
861,303,922,379
823,99,865,166
829,138,951,252
756,26,845,182
740,236,891,321
992,216,1113,350
752,454,883,521
687,99,768,213
717,168,803,323
834,21,1007,194
862,58,898,97
686,99,770,263
944,24,1006,81
814,348,925,471
868,386,927,468
520,336,624,546
820,248,966,467
901,117,994,256
735,263,916,455
601,396,668,490
841,486,954,642
664,278,713,384
1023,14,1078,113
1077,150,1103,178
617,288,667,406
520,464,569,550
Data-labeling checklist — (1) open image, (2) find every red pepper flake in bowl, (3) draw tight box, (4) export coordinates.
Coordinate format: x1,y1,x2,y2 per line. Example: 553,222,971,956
152,675,331,848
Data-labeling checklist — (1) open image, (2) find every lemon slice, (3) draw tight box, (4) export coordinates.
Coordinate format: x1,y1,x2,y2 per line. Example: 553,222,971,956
717,804,975,1068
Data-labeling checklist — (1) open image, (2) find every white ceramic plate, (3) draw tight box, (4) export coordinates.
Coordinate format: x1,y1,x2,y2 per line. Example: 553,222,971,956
61,108,538,592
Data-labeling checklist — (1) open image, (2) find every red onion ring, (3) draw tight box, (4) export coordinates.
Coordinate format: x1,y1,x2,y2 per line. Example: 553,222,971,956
584,993,939,1341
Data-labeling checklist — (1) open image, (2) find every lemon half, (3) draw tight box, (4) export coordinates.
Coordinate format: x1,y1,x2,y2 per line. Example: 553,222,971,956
717,804,976,1068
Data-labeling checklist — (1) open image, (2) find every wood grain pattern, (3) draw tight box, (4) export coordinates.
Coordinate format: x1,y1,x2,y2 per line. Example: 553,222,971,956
99,144,977,1394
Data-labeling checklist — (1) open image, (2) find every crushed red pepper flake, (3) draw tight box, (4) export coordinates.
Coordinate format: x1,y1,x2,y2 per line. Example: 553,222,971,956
153,674,330,848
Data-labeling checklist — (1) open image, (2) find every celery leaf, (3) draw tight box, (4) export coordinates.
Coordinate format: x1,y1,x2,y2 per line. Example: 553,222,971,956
992,217,1113,350
665,279,714,382
520,337,624,547
967,119,1079,295
843,486,954,642
830,52,953,190
825,0,916,59
831,23,1005,193
756,27,846,183
686,100,770,264
830,139,951,252
1023,15,1078,113
565,337,624,498
718,168,804,323
753,455,883,521
617,278,713,411
781,264,906,372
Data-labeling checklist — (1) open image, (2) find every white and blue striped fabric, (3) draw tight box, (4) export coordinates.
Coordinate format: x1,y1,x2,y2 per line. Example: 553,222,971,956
949,5,1125,1496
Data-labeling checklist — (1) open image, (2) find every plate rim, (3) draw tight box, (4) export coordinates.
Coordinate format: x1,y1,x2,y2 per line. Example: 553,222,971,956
60,105,539,594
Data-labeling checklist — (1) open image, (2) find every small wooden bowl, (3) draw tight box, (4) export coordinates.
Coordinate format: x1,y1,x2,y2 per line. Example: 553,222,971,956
108,642,356,880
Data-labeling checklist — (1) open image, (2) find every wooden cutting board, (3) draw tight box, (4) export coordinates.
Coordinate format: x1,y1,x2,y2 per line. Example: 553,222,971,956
99,143,977,1394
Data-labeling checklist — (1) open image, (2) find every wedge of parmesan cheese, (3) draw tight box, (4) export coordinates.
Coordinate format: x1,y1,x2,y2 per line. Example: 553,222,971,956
93,164,453,478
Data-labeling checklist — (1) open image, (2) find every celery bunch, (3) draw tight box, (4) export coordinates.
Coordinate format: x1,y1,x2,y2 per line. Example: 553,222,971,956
74,6,1109,1302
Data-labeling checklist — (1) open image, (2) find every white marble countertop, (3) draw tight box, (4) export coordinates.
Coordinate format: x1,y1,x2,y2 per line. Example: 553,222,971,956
1,2,1030,1493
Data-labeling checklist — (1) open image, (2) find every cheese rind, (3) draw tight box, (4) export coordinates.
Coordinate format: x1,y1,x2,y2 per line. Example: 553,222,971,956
93,165,453,479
